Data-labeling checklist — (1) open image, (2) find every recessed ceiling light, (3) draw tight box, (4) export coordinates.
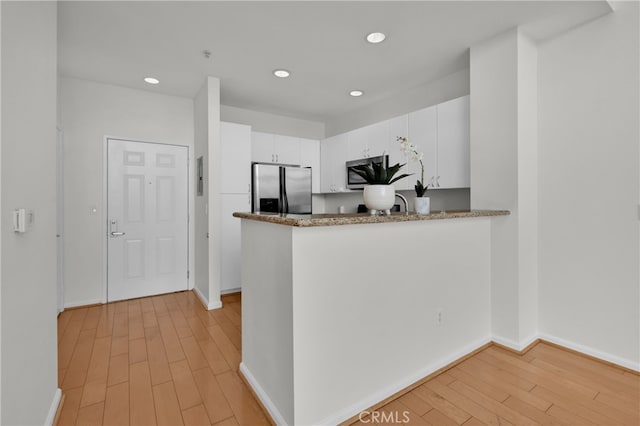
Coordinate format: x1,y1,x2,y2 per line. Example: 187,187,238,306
366,32,386,44
349,90,364,97
273,69,291,78
144,77,160,85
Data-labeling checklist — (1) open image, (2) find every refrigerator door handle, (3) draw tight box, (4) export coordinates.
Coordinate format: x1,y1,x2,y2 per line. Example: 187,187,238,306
280,167,289,214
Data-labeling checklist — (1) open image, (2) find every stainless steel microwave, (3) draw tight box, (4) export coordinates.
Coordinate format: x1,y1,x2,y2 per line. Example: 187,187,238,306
345,155,389,190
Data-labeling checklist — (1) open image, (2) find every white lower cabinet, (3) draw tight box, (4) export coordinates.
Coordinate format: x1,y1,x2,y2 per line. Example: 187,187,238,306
221,193,251,292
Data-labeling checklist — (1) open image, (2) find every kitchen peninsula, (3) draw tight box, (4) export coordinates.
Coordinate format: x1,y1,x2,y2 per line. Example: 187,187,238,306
234,210,509,425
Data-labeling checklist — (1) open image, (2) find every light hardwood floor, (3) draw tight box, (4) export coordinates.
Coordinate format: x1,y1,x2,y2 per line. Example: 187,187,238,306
58,291,639,426
353,343,640,426
57,291,270,426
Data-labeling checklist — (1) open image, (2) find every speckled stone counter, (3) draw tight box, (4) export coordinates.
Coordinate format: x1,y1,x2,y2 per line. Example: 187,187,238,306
232,209,509,227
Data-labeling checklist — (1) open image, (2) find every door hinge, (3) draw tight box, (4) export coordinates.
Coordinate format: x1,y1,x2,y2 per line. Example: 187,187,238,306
187,270,190,279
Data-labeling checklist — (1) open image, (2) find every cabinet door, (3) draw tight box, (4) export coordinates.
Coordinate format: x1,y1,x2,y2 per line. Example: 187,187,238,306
366,121,389,160
330,134,348,191
221,193,251,292
221,122,251,194
251,132,275,163
437,95,470,188
300,138,321,194
346,126,369,160
274,135,301,165
320,134,348,192
320,136,336,193
386,115,410,190
408,105,437,189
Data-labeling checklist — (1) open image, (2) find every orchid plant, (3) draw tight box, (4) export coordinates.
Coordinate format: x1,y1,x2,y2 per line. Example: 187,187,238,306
397,136,430,197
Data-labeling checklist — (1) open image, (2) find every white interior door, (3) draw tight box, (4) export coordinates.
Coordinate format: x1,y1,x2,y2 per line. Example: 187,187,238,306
107,139,189,302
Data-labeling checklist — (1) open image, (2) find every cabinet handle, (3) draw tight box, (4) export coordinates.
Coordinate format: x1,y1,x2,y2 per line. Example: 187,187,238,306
276,154,279,162
271,154,274,162
248,183,250,193
436,176,441,187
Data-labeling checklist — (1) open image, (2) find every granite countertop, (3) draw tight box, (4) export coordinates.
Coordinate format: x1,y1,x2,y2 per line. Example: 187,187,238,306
232,210,510,227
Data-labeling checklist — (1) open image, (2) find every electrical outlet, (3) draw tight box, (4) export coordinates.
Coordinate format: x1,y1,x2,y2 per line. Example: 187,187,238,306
436,309,443,326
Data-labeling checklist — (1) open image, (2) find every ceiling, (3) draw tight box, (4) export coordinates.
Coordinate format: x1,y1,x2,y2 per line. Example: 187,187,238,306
58,1,612,123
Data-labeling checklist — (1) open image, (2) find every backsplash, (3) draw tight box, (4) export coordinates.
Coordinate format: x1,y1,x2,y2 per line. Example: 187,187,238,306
318,188,470,214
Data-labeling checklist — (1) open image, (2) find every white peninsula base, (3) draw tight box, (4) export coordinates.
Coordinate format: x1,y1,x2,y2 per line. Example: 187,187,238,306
237,212,506,425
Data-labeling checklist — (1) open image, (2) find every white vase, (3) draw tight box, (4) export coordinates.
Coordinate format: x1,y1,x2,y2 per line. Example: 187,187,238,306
363,185,395,215
414,197,430,215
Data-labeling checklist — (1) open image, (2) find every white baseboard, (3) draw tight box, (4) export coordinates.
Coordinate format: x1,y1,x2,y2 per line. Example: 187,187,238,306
45,388,62,426
193,286,222,310
221,287,241,295
240,331,638,426
492,333,539,352
317,337,492,426
63,298,102,309
538,332,640,372
239,363,288,425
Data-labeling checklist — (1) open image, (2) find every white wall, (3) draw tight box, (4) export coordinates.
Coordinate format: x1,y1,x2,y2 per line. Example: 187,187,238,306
194,83,209,303
59,77,194,307
325,69,469,137
537,1,639,368
0,1,3,417
207,77,223,310
221,104,324,139
470,28,540,348
1,2,59,424
470,29,521,345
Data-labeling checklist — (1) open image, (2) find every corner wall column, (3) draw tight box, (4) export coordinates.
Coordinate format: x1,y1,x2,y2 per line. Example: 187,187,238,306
470,28,539,348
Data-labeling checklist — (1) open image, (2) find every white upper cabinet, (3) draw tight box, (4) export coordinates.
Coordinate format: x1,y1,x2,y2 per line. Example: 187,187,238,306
436,95,470,189
273,135,301,165
385,115,410,190
251,131,275,163
221,121,252,194
299,138,321,194
347,121,388,160
318,95,469,194
251,131,301,165
321,134,348,192
408,105,438,189
406,95,470,190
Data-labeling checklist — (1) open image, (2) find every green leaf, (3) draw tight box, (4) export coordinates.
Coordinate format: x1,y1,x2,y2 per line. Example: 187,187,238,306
389,173,412,184
352,160,412,184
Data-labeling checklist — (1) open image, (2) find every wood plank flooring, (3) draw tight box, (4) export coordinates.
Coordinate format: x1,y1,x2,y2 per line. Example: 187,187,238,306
58,291,640,425
57,291,269,426
353,344,640,426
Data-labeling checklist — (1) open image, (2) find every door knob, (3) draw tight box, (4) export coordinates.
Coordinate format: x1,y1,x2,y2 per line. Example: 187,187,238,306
111,232,126,237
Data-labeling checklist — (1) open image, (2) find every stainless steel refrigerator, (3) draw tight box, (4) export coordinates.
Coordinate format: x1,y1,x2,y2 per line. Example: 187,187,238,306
251,163,312,214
